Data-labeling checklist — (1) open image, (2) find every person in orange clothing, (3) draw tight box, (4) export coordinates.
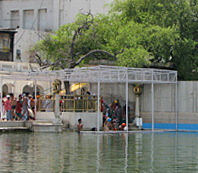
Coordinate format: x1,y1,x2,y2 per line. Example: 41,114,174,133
119,123,128,131
36,95,40,111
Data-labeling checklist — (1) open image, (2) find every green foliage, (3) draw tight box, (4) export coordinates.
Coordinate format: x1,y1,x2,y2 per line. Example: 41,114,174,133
109,0,198,80
33,0,198,80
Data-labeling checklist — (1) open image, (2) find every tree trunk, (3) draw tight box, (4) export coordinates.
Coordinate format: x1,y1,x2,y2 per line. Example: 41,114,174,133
64,81,70,95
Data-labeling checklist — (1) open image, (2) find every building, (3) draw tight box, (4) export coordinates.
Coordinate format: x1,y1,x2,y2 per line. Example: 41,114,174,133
0,0,113,96
0,29,17,61
0,0,113,62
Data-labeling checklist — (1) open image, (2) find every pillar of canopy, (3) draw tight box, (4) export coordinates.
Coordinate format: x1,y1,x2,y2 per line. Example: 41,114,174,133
0,65,177,131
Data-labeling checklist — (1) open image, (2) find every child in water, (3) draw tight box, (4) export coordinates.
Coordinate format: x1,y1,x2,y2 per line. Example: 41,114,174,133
77,118,83,133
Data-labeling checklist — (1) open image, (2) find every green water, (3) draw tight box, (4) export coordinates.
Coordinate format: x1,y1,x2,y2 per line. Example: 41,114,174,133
0,131,197,173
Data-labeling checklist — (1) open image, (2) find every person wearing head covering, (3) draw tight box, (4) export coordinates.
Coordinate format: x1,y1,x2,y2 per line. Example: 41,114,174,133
36,95,40,111
4,95,11,120
104,117,111,131
119,123,128,131
30,96,35,116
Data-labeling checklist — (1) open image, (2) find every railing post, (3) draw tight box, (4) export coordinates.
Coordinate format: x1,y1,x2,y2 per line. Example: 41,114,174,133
82,95,85,112
39,98,41,111
87,94,88,112
73,94,75,112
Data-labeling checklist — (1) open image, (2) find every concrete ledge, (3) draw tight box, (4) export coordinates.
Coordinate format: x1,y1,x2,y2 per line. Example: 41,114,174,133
0,121,27,127
36,112,103,129
33,124,62,132
0,127,31,132
0,121,63,132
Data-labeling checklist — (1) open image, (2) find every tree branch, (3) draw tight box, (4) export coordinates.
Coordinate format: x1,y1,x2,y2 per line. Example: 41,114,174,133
70,12,94,61
74,50,117,67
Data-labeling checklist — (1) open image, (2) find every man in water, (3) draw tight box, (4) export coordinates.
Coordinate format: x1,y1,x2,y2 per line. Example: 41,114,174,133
103,117,112,131
77,118,83,133
119,123,128,131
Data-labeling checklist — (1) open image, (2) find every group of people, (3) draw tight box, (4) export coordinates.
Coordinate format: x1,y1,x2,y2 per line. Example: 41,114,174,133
102,99,132,131
77,99,132,132
2,93,36,121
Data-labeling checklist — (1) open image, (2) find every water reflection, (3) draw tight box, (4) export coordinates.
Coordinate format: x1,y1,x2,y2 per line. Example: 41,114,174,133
124,133,128,173
150,132,154,173
1,132,198,172
96,135,100,173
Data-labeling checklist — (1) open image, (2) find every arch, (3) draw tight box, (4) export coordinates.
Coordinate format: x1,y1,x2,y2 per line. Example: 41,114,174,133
2,84,8,97
23,85,32,95
22,84,44,96
2,83,15,97
35,84,44,96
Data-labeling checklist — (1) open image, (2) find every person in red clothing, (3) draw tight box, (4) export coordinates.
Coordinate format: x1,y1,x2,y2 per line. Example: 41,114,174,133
10,93,20,121
4,95,11,121
16,94,23,120
101,97,104,112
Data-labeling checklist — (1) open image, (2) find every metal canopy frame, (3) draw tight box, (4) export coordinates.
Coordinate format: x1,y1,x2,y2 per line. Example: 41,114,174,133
0,65,178,132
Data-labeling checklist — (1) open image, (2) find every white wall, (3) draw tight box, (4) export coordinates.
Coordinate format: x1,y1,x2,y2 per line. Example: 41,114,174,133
0,1,3,28
1,78,51,96
1,0,53,30
14,29,47,62
90,82,198,114
36,111,103,130
20,81,198,126
62,0,113,24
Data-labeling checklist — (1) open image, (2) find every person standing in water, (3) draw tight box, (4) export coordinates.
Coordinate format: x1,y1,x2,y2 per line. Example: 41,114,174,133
77,118,83,133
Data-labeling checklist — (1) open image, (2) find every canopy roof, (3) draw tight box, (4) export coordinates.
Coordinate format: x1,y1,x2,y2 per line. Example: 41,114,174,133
1,65,177,84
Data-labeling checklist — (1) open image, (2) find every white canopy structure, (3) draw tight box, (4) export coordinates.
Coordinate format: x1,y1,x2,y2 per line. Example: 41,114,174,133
0,65,177,131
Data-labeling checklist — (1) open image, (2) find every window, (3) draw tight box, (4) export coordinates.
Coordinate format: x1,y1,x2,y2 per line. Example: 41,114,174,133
23,10,34,29
11,10,19,28
0,33,10,53
38,9,47,31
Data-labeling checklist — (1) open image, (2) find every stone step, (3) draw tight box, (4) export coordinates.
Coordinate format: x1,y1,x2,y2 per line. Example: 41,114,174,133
0,121,26,127
0,127,31,132
33,123,53,126
0,127,28,130
32,120,54,126
32,120,54,123
128,123,142,130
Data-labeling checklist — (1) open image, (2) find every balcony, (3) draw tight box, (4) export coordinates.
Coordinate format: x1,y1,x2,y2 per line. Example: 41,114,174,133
0,61,40,73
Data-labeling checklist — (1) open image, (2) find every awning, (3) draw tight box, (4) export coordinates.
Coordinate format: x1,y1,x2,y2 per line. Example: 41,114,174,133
70,83,88,92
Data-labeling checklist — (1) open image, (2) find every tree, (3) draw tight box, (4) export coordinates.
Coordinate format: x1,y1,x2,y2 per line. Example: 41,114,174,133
32,12,118,93
33,0,197,86
110,0,198,80
33,12,116,70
